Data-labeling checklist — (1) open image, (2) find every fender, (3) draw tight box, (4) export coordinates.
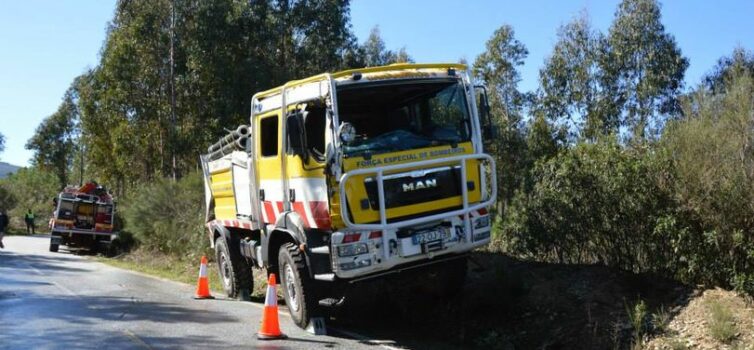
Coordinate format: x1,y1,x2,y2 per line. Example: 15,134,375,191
262,211,312,273
208,221,231,249
275,210,307,243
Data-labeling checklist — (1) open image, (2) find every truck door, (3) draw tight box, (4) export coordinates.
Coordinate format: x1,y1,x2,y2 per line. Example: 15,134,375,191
255,112,283,225
284,104,331,230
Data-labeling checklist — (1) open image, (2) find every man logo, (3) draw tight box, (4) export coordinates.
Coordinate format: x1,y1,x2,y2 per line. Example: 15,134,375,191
402,178,438,192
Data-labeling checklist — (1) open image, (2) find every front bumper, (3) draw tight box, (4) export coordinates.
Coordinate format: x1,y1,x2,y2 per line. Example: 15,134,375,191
330,211,491,279
51,229,119,244
345,252,469,283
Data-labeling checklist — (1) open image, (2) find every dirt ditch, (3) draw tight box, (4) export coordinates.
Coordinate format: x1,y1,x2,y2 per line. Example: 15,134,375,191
330,251,695,350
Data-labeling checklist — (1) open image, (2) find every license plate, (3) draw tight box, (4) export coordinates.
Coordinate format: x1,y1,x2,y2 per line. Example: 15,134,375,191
411,228,447,245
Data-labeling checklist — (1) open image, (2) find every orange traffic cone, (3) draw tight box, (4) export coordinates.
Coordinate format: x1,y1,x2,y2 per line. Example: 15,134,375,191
257,273,286,340
193,256,215,299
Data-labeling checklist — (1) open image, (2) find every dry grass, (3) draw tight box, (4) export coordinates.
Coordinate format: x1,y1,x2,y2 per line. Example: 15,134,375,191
666,338,688,350
645,288,754,350
97,248,267,298
706,299,737,343
4,226,33,236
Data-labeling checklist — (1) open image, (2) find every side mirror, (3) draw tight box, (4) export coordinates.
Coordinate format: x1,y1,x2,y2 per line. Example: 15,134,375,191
287,111,308,162
474,85,496,141
337,122,357,144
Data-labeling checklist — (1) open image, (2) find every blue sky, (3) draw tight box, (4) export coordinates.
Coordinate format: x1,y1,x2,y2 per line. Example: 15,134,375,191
1,1,752,167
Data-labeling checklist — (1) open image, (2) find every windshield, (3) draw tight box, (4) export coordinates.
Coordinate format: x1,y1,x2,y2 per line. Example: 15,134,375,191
337,79,471,157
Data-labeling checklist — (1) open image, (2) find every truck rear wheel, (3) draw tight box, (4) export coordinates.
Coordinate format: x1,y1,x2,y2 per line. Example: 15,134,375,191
215,237,253,299
278,242,317,329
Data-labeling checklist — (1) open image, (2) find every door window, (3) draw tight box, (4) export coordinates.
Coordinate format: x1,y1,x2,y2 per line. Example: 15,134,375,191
260,116,279,157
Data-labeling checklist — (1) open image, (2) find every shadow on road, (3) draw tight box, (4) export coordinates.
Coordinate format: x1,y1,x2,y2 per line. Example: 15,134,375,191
9,293,241,325
0,327,246,350
0,292,245,349
0,250,91,273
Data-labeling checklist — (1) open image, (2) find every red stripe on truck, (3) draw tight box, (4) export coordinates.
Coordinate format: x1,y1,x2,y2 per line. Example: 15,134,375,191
263,202,276,223
292,202,311,228
309,201,331,229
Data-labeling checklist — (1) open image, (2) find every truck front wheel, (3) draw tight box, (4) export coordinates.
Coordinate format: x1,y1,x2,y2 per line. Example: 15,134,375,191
278,242,316,329
49,241,59,252
215,237,252,299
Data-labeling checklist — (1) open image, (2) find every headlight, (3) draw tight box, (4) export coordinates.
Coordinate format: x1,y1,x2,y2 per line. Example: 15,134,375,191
337,243,368,257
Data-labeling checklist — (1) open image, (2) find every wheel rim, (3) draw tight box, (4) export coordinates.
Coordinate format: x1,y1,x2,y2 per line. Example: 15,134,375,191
220,253,231,288
284,263,299,312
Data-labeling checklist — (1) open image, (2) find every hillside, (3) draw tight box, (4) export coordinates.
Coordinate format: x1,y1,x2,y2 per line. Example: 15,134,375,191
333,252,754,349
0,161,20,178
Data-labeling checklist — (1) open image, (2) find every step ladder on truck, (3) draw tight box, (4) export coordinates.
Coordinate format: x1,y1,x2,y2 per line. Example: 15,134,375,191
200,63,497,329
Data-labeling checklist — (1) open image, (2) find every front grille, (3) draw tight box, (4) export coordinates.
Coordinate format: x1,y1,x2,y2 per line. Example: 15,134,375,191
364,166,462,209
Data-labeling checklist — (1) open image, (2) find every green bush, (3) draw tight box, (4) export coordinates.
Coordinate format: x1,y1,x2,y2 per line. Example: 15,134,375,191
662,72,754,292
122,172,209,259
0,183,16,212
495,71,754,295
496,136,679,274
0,167,60,229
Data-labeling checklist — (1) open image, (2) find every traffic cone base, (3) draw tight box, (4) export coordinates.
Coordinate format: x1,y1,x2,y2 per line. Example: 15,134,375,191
256,273,286,340
194,256,214,299
257,333,288,340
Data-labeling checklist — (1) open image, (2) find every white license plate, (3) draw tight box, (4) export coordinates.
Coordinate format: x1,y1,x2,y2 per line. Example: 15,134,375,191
411,228,447,245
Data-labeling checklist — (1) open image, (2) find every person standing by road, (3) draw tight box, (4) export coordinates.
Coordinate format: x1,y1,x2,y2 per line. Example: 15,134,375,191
0,210,8,248
24,209,35,234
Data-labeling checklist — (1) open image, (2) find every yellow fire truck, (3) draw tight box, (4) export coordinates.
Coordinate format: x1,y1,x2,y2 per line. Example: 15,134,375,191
201,63,496,329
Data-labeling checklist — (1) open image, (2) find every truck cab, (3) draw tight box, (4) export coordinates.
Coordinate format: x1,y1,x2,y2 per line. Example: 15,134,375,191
202,63,496,329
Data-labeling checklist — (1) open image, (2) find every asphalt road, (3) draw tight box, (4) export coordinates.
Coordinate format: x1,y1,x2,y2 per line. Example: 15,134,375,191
0,235,402,350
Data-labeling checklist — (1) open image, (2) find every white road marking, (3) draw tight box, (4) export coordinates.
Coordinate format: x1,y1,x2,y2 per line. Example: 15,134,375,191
122,329,153,350
328,327,405,350
51,281,80,298
90,257,404,350
19,259,83,299
20,262,45,276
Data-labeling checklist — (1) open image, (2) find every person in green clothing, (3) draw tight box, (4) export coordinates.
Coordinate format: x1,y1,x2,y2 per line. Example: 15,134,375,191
24,209,35,234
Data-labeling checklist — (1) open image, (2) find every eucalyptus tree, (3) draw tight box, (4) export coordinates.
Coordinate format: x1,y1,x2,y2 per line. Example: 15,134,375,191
539,12,616,140
71,0,361,188
473,24,529,214
604,0,688,139
25,86,79,188
704,46,754,93
361,26,413,67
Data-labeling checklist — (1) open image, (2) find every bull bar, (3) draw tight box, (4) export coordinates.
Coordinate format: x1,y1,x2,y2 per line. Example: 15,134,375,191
338,153,497,261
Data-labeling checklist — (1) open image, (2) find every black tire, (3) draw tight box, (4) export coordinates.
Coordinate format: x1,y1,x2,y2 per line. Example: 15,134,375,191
215,237,253,299
278,242,317,329
49,241,59,252
88,239,99,254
